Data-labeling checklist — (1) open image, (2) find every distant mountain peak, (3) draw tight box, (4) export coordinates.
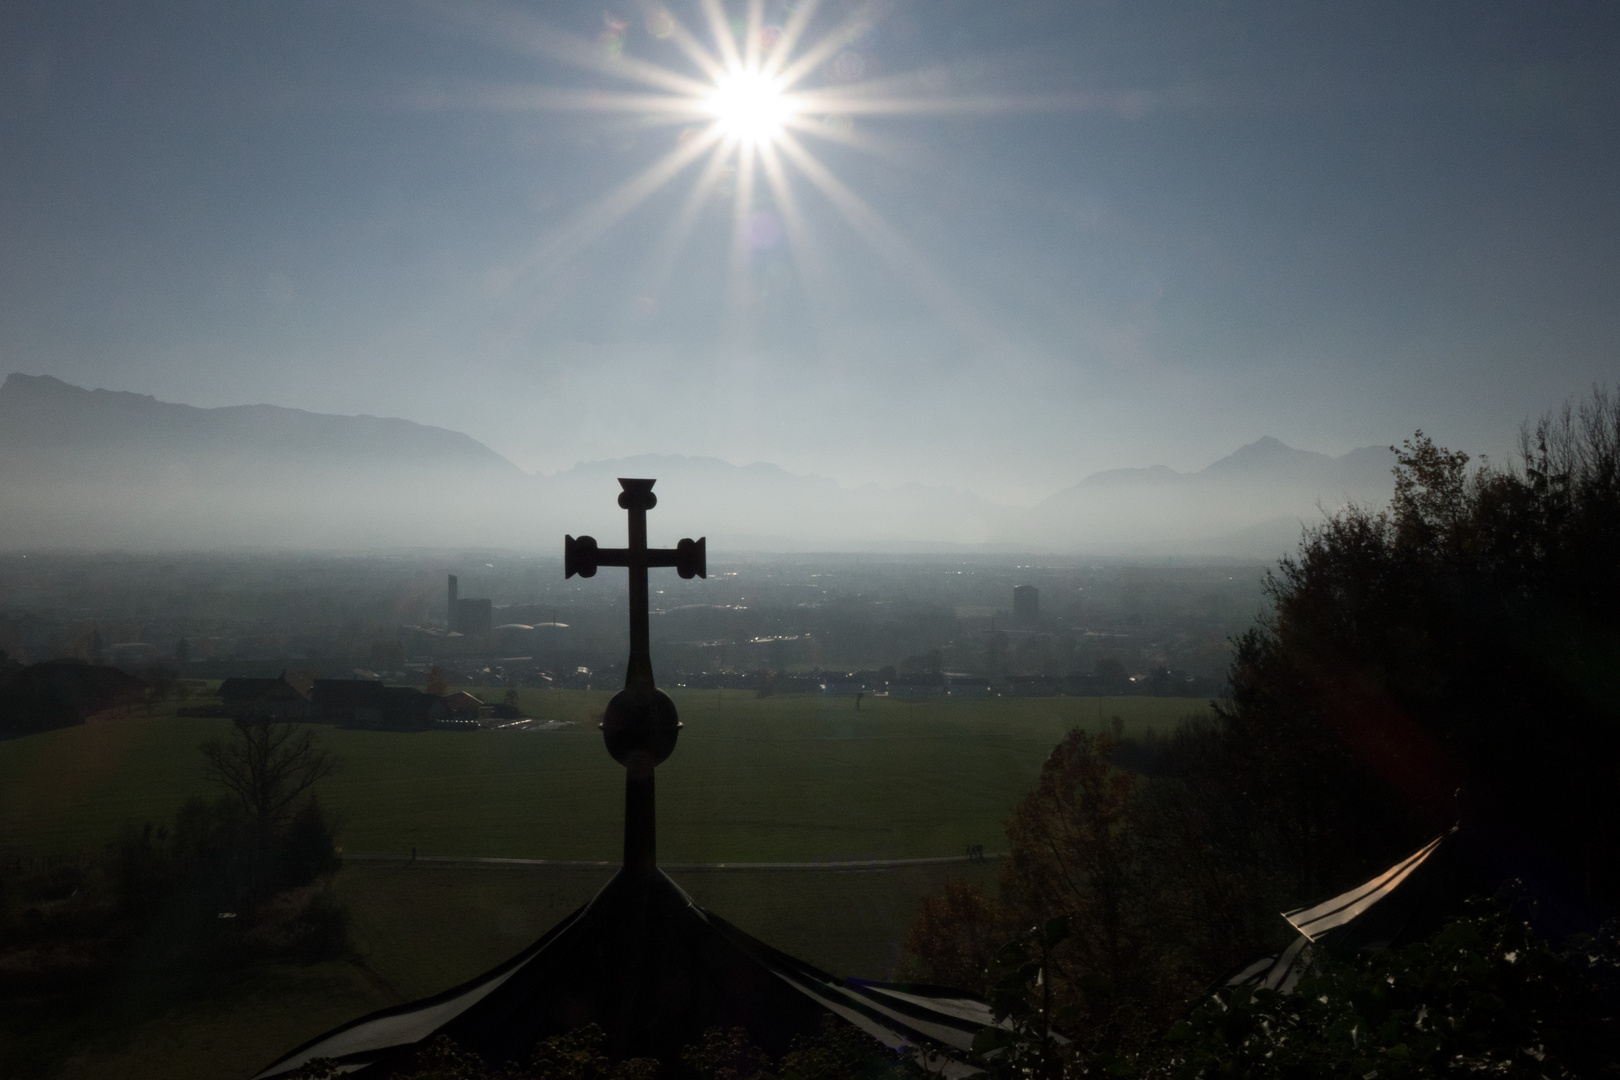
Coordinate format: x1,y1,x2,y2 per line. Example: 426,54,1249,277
3,371,146,401
1200,436,1332,476
0,371,522,474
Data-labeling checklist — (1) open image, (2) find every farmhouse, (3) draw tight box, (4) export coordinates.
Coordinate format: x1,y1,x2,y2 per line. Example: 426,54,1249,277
311,678,439,731
217,672,313,722
888,671,945,697
0,659,147,737
440,689,485,720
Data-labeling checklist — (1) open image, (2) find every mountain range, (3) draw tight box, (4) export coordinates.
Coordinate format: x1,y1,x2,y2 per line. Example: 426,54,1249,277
0,373,1395,555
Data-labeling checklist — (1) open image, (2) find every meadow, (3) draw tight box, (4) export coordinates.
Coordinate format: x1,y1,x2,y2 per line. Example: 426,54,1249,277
0,690,1207,1079
0,689,1204,862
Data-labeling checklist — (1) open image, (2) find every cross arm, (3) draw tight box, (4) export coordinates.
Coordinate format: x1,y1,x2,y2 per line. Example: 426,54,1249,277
648,537,706,579
565,535,706,579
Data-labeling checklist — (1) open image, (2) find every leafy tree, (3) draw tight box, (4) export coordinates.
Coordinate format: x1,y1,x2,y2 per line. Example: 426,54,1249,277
1001,731,1147,1019
908,730,1254,1049
903,878,1001,994
425,664,450,697
1222,388,1620,902
753,670,776,698
971,916,1074,1080
280,795,343,888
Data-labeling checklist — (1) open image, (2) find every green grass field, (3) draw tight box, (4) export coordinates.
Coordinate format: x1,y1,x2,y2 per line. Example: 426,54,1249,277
0,690,1205,862
0,691,1207,1079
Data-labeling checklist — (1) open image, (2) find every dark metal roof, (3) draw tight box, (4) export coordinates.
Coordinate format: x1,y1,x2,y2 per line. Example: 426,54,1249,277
254,867,988,1078
218,676,309,702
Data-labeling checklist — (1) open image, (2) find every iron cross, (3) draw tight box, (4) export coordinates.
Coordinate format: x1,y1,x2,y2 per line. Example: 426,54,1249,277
565,478,706,691
566,478,705,872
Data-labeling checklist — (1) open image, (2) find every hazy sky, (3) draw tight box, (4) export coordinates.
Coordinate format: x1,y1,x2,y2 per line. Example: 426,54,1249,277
2,1,1616,503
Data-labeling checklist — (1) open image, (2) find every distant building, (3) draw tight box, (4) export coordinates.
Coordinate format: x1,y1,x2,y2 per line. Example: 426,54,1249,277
218,672,313,722
1013,585,1040,625
945,672,993,696
888,672,946,698
447,575,494,635
0,659,147,737
1003,674,1064,696
312,678,438,731
311,678,384,727
441,690,485,720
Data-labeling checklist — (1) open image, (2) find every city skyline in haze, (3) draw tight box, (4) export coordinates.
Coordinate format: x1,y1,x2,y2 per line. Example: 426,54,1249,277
3,0,1616,503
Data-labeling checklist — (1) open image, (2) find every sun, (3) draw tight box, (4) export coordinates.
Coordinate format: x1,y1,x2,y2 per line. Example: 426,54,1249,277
703,69,796,144
432,1,1064,344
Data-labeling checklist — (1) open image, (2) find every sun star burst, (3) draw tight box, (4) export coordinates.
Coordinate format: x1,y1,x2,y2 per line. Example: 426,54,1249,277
428,1,1068,346
704,68,797,144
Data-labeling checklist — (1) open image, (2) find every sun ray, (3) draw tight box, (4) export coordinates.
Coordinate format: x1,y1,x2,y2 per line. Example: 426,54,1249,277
773,7,877,91
699,0,744,73
756,140,843,344
774,131,985,342
403,83,710,118
762,0,823,79
742,0,765,72
421,0,712,98
783,112,903,157
791,90,1100,116
720,138,760,349
635,139,732,314
524,124,723,278
637,0,727,82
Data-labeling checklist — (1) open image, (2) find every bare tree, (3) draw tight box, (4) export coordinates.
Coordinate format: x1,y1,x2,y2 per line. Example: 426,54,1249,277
201,719,339,860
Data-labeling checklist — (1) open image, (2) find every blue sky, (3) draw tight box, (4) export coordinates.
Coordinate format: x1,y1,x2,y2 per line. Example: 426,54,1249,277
2,0,1616,503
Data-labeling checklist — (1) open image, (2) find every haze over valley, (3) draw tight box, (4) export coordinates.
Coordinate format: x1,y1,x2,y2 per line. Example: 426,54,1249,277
0,373,1394,555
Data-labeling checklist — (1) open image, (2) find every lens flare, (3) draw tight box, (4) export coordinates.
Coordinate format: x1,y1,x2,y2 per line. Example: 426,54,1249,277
705,69,795,143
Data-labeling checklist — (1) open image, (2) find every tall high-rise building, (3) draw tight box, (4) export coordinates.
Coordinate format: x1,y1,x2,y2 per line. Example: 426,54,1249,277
447,574,493,635
1013,585,1039,625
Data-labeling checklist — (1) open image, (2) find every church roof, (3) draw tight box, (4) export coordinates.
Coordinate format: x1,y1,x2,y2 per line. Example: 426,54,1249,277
255,868,988,1078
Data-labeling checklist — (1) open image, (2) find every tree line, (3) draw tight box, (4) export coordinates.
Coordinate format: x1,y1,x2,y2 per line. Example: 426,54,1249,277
903,387,1620,1074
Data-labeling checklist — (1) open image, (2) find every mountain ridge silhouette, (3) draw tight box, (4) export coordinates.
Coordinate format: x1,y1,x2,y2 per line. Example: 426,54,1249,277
0,373,1394,554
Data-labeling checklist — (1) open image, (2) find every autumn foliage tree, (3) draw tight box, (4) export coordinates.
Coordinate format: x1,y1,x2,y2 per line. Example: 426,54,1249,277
906,732,1233,1049
1000,732,1147,1015
903,878,1001,994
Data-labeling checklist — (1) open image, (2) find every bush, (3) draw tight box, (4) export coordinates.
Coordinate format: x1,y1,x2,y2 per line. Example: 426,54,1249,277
280,797,343,889
291,1018,913,1080
242,885,351,961
1130,900,1620,1079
